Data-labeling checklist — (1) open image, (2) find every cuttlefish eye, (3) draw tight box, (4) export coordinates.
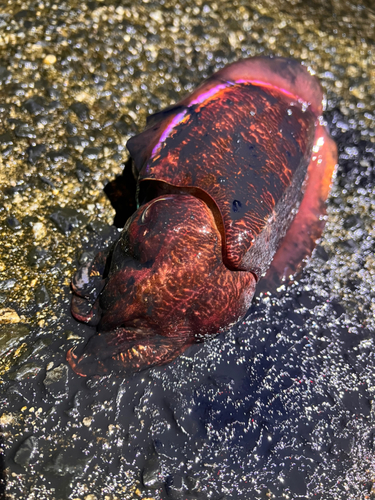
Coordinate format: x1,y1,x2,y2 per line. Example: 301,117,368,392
140,195,176,225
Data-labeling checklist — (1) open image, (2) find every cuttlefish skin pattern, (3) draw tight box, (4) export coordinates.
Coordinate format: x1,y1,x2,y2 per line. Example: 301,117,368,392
67,57,337,377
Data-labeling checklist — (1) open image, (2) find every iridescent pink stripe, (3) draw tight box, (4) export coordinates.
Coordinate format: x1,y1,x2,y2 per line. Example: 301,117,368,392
189,83,231,106
151,109,188,157
234,79,299,100
150,79,306,158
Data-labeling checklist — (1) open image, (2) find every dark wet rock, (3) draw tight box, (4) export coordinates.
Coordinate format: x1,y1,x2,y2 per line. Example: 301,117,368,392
65,121,78,135
86,221,118,243
102,116,115,128
286,309,304,326
67,136,89,148
2,146,12,157
50,262,64,274
4,183,28,195
314,245,330,262
34,285,50,307
83,146,101,159
22,96,46,115
5,383,31,405
114,115,138,135
39,174,55,187
329,299,346,318
75,160,91,182
0,102,12,112
346,277,361,291
30,338,52,357
0,66,11,84
27,246,50,267
47,148,70,162
185,475,201,493
46,87,60,100
14,436,38,468
45,448,92,477
79,250,96,265
71,389,95,410
114,121,130,135
48,100,61,111
43,364,69,399
14,123,36,139
10,362,43,381
111,152,122,162
70,102,89,121
50,207,88,234
26,143,46,164
165,395,201,437
0,324,29,358
14,9,31,22
142,455,163,488
343,214,364,230
34,115,53,127
0,279,17,291
165,474,189,499
0,131,13,145
6,216,22,231
339,238,358,252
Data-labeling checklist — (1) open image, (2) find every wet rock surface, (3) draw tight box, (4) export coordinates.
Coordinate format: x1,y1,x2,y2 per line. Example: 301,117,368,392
1,0,375,499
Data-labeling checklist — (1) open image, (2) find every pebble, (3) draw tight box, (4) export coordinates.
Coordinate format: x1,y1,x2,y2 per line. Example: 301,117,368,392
22,96,46,115
6,216,22,231
32,222,47,241
47,148,70,162
0,66,11,83
70,102,89,121
65,121,78,135
26,144,46,164
0,131,13,145
142,455,163,489
43,364,69,399
82,416,93,427
14,436,38,468
14,123,36,139
50,207,88,234
67,136,90,149
0,279,17,291
0,413,15,427
83,146,102,159
75,162,91,182
45,449,92,477
0,323,30,358
0,308,20,324
34,285,50,307
27,246,50,267
10,362,43,381
43,54,57,65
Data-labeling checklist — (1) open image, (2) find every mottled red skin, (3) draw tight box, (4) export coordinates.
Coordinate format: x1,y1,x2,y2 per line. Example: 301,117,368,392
67,57,337,376
258,123,337,292
133,84,316,276
68,195,256,375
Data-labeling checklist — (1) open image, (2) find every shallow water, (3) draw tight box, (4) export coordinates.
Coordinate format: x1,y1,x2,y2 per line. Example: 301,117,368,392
0,0,374,499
